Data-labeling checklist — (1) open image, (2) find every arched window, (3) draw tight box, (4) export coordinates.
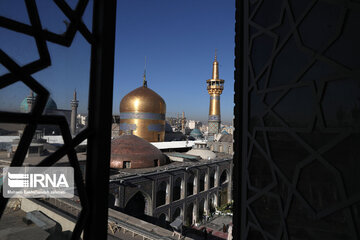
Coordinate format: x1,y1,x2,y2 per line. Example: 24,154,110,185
187,174,194,196
173,177,182,201
125,191,151,219
199,172,205,192
198,199,205,222
220,170,228,185
156,181,167,207
208,194,216,214
158,213,167,228
185,203,194,226
220,187,228,206
209,169,215,188
172,207,181,221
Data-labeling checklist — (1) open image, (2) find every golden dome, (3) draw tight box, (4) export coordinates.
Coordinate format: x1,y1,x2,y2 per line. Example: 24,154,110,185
120,86,166,114
119,85,166,142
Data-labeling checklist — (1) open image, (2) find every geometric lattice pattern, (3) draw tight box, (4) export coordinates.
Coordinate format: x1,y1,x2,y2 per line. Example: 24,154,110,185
240,0,360,239
0,1,98,239
208,121,220,134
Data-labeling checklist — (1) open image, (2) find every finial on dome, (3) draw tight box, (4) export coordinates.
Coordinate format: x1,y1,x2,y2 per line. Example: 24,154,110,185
215,49,217,61
143,56,147,87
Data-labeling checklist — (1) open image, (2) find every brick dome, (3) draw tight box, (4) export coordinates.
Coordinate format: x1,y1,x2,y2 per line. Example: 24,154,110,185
110,134,166,169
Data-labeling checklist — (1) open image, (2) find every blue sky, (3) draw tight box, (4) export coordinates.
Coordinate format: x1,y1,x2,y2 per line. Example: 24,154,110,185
0,0,235,123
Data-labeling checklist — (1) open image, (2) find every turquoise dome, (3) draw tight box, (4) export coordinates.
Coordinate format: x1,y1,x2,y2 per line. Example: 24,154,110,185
190,128,203,139
20,95,58,113
165,122,173,133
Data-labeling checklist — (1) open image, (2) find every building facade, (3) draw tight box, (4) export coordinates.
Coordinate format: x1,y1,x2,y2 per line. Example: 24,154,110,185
109,158,232,226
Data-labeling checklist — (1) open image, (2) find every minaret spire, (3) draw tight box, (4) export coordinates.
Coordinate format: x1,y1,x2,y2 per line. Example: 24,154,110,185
73,89,77,100
26,90,35,113
181,111,186,134
207,50,224,137
143,56,147,87
71,89,79,136
212,49,219,80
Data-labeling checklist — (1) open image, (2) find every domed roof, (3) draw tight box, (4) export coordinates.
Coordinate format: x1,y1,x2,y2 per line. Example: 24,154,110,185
221,130,229,135
20,96,57,113
45,98,57,110
190,128,203,139
110,134,166,169
120,86,165,114
165,122,173,133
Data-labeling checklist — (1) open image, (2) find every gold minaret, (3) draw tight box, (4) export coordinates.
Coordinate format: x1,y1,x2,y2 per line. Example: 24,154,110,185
207,50,224,135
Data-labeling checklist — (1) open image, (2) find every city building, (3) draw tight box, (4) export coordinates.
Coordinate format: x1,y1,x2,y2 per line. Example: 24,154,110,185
109,138,233,227
164,122,187,141
187,120,202,130
186,142,216,160
19,91,78,135
77,114,88,127
208,133,234,155
10,130,48,158
187,120,196,129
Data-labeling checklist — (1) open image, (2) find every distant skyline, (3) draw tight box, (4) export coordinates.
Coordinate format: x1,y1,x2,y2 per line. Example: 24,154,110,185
0,0,235,123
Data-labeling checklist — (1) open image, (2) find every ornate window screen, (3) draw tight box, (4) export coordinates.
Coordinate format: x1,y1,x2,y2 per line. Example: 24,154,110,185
235,0,360,239
0,0,116,239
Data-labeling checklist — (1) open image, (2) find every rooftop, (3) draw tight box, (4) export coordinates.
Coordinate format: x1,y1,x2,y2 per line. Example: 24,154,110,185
0,151,87,166
109,154,232,180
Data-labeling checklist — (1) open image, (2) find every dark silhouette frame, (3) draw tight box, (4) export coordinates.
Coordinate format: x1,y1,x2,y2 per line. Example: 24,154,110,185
0,1,116,239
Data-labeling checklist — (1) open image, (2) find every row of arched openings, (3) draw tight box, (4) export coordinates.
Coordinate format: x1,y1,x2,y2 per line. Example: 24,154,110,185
123,169,229,220
123,191,220,226
158,169,229,205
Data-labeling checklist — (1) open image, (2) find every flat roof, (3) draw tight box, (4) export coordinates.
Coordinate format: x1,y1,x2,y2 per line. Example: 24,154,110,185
150,140,207,149
165,152,201,160
109,155,232,180
0,136,207,148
